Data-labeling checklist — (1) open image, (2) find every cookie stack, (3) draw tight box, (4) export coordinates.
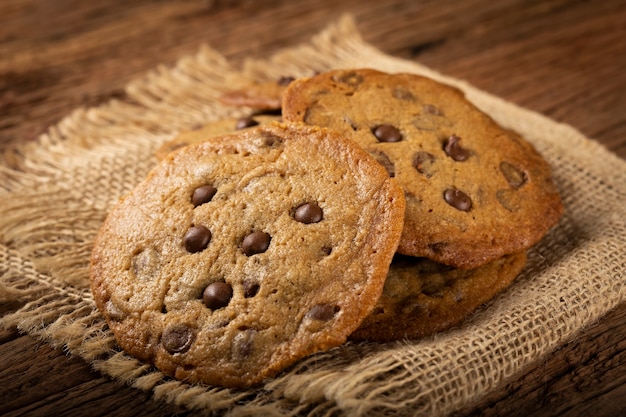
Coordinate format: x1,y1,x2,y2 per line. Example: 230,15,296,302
90,69,563,388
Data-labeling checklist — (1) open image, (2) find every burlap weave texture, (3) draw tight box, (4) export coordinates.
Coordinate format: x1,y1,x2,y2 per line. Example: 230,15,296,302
1,16,625,417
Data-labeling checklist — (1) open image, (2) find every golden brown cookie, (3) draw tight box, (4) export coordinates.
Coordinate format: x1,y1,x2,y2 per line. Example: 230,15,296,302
155,114,281,160
282,69,563,269
219,76,296,110
90,122,405,388
350,251,527,342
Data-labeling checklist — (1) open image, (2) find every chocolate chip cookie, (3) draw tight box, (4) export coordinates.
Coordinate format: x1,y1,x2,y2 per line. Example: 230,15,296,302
90,122,405,388
350,251,527,342
155,114,281,160
282,69,563,269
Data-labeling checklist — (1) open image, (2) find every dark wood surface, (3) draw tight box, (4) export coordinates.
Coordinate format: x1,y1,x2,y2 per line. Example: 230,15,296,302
1,0,625,415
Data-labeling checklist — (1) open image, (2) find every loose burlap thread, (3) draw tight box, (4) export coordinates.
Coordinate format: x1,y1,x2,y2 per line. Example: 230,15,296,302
1,16,625,416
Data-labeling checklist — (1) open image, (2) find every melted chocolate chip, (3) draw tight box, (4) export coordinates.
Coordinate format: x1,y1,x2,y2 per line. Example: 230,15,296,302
162,324,194,354
343,115,359,131
192,185,217,206
412,151,436,178
421,274,446,297
293,202,323,224
235,116,259,130
427,242,448,255
262,133,283,148
232,328,256,358
496,189,521,212
412,110,452,131
423,104,443,116
131,248,160,280
277,76,295,86
243,279,260,298
392,87,416,101
332,71,363,87
499,161,528,189
443,188,472,212
242,231,271,256
372,124,403,142
203,281,233,310
184,225,212,253
369,150,396,177
398,299,424,317
443,135,470,161
307,304,339,321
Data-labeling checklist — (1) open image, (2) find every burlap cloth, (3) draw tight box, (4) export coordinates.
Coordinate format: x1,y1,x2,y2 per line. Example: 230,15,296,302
1,16,625,417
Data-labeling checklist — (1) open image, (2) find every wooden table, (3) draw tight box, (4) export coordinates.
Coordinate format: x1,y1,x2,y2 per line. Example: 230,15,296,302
1,0,625,415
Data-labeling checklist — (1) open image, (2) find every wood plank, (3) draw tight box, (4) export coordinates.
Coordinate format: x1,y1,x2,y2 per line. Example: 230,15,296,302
1,0,625,415
0,334,183,416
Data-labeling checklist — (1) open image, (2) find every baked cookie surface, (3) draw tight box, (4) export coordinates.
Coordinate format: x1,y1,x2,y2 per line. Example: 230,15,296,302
350,251,527,342
282,69,563,269
155,114,281,160
90,122,405,388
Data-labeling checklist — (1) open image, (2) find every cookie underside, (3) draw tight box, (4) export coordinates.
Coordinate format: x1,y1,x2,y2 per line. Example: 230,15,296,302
350,251,528,342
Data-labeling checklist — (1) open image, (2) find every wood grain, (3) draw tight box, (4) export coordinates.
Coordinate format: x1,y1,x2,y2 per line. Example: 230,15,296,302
1,0,625,415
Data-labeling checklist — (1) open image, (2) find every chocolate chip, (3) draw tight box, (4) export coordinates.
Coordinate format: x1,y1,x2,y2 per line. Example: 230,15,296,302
496,189,521,212
443,135,470,161
293,202,323,224
443,188,472,211
242,231,271,256
184,225,212,253
369,150,395,177
277,76,295,86
344,115,359,131
427,242,448,255
162,324,194,354
412,111,452,131
191,185,217,206
412,151,436,178
392,87,416,101
262,133,283,148
130,248,160,280
421,274,446,297
243,279,260,298
332,71,363,87
423,104,443,116
203,281,233,310
399,299,425,317
232,328,256,358
499,161,528,189
235,116,259,130
307,304,339,321
372,124,403,142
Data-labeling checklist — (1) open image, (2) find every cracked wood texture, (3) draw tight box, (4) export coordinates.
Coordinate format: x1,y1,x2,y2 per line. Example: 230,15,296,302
1,0,625,416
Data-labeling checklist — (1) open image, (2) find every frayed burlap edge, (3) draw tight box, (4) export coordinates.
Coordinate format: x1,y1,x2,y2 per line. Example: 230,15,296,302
1,15,625,417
